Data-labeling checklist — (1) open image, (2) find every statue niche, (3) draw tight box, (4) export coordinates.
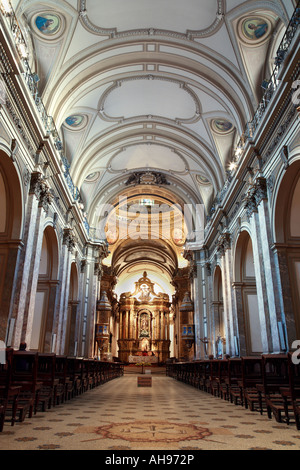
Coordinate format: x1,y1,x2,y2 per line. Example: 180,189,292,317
140,312,150,338
117,272,171,364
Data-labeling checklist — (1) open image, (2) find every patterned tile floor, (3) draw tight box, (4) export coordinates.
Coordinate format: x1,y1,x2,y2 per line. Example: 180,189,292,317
0,375,300,450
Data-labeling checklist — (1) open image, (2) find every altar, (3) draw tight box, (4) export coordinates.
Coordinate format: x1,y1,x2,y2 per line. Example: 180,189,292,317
117,272,171,364
129,355,158,364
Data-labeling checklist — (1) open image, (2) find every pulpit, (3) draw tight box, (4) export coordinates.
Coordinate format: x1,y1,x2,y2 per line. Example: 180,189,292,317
117,272,171,363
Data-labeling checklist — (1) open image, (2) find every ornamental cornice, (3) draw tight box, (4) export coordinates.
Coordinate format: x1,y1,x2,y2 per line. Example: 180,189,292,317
79,0,224,40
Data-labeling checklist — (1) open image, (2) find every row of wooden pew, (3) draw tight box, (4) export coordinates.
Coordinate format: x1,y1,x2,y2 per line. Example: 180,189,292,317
0,350,124,432
166,353,300,430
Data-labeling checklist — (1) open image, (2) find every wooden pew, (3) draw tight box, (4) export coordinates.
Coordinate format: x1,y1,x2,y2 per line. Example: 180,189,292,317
189,362,200,389
226,358,243,405
218,359,230,400
10,351,42,420
53,355,69,405
83,359,96,390
241,357,264,413
199,361,212,392
0,349,22,428
208,360,221,397
284,352,300,429
257,354,291,422
65,357,82,398
189,362,200,388
36,354,60,411
0,404,5,432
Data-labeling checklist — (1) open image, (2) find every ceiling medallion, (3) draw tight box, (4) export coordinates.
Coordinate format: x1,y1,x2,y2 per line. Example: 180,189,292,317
196,175,211,185
64,114,87,130
32,12,64,39
211,119,234,135
239,17,271,45
84,172,100,183
125,171,170,186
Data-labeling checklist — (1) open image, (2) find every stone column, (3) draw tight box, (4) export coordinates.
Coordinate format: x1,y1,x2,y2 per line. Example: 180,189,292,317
245,178,281,353
12,172,52,349
218,234,238,356
84,243,108,358
190,250,207,359
256,179,282,352
232,282,247,356
56,230,74,354
272,243,296,348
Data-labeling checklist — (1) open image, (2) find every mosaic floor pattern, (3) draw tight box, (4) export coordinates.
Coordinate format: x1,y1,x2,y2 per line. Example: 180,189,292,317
0,375,299,450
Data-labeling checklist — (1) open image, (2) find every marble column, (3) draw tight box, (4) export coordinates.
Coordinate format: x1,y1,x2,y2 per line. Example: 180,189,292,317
232,282,247,356
223,244,239,356
272,243,297,348
11,173,44,348
192,249,209,359
256,189,282,352
56,238,72,355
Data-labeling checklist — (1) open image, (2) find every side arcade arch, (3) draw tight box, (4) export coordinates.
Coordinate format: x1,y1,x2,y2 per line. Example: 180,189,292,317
0,151,23,343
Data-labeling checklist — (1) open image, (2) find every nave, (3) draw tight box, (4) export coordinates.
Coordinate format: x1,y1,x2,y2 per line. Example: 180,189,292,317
0,371,299,451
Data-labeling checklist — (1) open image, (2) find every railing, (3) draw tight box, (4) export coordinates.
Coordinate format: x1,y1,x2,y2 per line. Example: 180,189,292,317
0,0,89,232
245,3,300,140
1,0,299,234
209,2,300,219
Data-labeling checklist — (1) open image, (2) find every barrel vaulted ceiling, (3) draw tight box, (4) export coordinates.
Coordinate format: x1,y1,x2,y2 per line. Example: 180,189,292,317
13,0,294,220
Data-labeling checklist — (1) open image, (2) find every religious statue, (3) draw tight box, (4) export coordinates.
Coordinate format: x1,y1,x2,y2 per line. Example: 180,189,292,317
140,283,151,301
140,314,150,337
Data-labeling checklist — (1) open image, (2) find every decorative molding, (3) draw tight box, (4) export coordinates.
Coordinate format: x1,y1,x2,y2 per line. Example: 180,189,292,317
125,171,170,186
29,172,53,213
244,177,268,219
99,77,201,125
79,0,224,40
63,228,76,252
216,232,231,256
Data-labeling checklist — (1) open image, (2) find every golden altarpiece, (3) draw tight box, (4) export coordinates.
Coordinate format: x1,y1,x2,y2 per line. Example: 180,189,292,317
117,272,171,363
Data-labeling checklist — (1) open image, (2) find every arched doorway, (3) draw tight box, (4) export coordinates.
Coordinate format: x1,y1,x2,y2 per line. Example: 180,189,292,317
0,152,23,343
274,159,300,344
31,226,59,351
65,262,79,356
234,231,263,355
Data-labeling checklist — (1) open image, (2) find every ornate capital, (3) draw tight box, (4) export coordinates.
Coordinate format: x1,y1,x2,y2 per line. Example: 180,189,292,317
39,180,54,213
29,172,43,199
254,178,268,206
217,232,231,256
63,228,76,252
98,243,109,262
29,172,53,213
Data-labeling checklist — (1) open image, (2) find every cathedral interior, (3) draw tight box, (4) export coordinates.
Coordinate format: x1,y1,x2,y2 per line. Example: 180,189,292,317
0,0,300,452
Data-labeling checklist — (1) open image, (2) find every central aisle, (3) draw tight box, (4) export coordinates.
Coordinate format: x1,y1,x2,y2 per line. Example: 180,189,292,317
0,375,299,450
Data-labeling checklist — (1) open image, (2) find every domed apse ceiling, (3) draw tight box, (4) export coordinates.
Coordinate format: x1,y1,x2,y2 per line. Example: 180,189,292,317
16,0,292,282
